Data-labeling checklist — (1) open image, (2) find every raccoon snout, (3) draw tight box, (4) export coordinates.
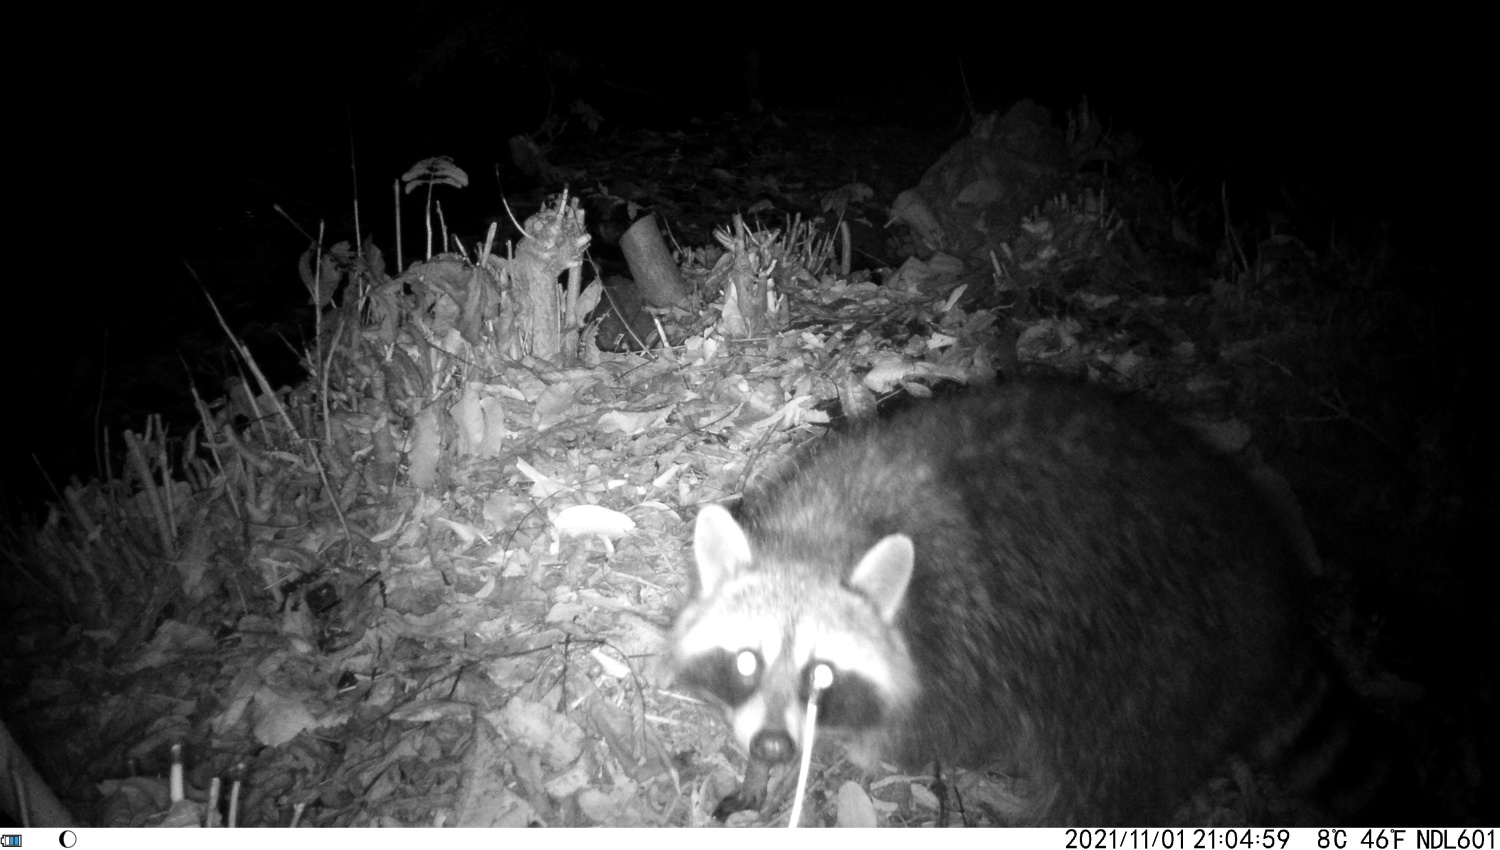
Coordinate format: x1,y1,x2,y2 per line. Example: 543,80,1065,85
750,728,796,764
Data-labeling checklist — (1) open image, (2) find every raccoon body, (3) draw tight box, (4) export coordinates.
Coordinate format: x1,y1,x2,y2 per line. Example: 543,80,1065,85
671,382,1391,825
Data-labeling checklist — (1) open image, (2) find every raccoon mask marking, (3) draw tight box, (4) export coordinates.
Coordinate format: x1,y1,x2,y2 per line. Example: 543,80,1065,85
673,504,919,771
668,382,1401,825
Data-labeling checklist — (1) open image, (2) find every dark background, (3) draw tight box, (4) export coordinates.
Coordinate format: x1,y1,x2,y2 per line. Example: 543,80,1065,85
6,8,1469,503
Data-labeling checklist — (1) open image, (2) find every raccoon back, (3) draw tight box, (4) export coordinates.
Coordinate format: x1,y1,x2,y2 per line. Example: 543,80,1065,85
751,384,1309,822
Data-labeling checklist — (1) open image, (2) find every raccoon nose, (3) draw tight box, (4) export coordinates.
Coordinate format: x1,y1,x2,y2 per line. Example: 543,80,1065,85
750,729,796,764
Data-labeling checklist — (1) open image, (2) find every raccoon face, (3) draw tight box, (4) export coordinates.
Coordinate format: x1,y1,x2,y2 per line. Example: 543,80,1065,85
671,505,920,764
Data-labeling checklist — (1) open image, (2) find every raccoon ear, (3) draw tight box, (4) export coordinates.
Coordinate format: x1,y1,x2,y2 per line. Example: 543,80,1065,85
848,534,914,623
693,504,753,596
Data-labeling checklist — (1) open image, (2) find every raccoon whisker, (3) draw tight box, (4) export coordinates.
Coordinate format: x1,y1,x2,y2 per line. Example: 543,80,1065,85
787,662,834,828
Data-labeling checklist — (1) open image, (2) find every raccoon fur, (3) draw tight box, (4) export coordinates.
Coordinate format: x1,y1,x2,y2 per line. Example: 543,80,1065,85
670,382,1398,825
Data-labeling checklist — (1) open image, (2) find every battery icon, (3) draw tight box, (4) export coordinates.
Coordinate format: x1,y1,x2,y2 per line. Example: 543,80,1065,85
0,835,20,846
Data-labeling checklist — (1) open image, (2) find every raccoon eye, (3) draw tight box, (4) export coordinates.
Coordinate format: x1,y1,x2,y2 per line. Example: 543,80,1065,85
802,662,885,728
677,648,763,707
734,649,759,678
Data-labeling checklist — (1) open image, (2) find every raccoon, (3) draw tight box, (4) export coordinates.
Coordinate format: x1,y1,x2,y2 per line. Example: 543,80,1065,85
670,382,1397,825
